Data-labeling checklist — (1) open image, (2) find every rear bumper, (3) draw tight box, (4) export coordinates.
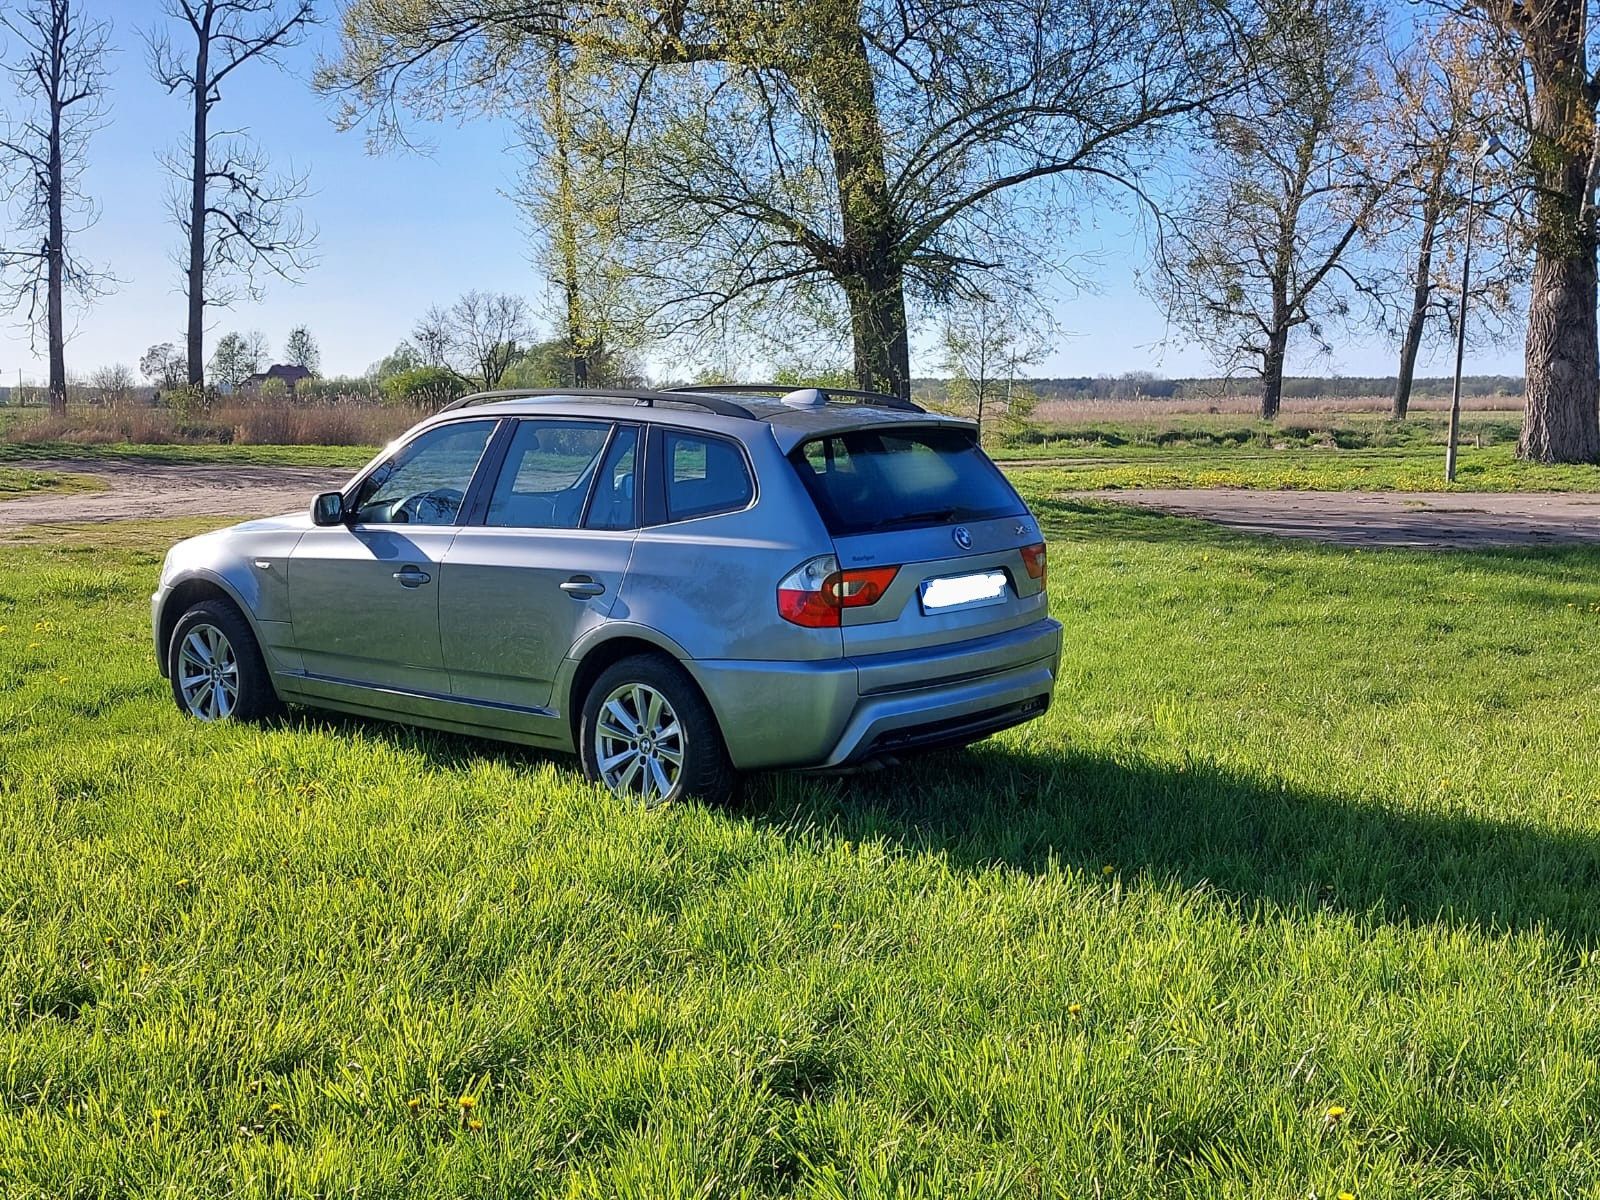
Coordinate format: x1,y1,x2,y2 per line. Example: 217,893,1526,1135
690,618,1062,770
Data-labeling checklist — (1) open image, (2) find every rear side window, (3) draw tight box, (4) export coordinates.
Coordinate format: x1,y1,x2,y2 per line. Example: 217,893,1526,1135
661,430,754,521
790,426,1023,535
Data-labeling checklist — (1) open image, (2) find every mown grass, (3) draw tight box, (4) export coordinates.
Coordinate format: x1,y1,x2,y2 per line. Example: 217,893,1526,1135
4,497,1600,1195
0,441,373,469
0,466,103,497
1010,444,1600,493
990,410,1600,492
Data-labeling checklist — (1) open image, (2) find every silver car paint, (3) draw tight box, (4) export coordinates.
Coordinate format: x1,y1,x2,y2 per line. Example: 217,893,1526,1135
155,396,1063,773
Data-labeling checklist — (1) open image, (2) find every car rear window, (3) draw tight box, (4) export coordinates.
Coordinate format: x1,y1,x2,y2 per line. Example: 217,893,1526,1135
789,426,1024,535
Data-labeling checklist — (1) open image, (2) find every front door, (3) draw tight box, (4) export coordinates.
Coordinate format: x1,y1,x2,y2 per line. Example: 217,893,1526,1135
442,419,640,714
288,418,498,695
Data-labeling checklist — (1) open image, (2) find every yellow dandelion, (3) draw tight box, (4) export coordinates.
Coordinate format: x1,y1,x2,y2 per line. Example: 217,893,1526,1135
266,1103,283,1115
1338,1193,1355,1200
1102,864,1115,876
1326,1105,1346,1120
176,877,190,888
458,1095,477,1109
1068,1003,1083,1016
406,1097,422,1111
467,1118,483,1131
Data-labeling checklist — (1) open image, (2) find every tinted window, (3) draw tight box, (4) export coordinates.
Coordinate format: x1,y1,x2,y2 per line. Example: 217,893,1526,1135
486,420,613,529
790,426,1023,535
351,420,495,525
584,426,639,531
663,431,753,521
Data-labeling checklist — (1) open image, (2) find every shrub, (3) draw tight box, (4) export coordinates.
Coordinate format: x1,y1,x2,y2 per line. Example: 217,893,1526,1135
381,366,469,408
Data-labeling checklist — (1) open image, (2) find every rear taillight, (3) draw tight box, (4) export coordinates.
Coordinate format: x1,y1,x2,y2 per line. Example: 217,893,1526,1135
1020,542,1047,588
777,555,900,628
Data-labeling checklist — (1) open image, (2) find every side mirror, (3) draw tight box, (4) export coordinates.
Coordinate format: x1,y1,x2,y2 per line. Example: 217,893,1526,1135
311,491,346,526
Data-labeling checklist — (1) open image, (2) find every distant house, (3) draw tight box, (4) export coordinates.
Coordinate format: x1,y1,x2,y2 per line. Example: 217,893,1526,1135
241,364,313,395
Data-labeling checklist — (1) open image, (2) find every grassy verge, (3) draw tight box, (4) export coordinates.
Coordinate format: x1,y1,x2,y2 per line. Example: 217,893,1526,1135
0,466,104,497
4,495,1600,1193
1009,443,1600,492
988,413,1600,492
0,441,374,469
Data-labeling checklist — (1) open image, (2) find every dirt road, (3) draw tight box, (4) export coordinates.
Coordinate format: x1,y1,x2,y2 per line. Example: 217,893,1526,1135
5,458,1600,548
0,459,347,528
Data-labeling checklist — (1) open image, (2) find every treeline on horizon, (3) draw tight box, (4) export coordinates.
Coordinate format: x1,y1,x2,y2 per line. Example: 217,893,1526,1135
912,375,1527,404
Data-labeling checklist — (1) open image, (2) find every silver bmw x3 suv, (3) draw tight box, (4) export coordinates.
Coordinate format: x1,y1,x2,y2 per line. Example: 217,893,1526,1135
153,384,1062,802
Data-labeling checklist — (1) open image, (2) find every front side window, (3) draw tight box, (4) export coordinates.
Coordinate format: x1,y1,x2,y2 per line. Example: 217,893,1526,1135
662,431,754,522
486,420,614,529
350,420,495,525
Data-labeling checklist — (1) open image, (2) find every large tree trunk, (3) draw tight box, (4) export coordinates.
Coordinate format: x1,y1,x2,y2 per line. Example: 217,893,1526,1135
1392,202,1437,421
547,50,588,388
1260,325,1288,420
1519,0,1600,463
185,23,210,387
841,264,911,397
1522,251,1600,461
811,20,912,398
46,33,65,419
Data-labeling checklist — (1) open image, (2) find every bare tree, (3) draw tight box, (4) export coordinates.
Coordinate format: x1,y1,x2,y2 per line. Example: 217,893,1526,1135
0,0,114,417
284,323,319,373
1365,22,1523,419
1149,0,1382,418
140,341,186,390
446,291,534,389
319,0,1247,398
87,361,134,406
938,292,1050,440
147,0,316,386
411,305,452,368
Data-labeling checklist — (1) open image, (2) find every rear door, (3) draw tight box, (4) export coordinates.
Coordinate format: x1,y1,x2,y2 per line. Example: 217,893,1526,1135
788,425,1048,658
441,418,640,714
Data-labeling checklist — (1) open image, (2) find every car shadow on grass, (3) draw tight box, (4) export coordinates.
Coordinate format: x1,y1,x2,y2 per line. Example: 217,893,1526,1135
283,708,1600,948
732,743,1600,949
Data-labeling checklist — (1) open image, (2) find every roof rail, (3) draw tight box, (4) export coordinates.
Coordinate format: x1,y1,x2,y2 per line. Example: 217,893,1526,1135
438,387,756,420
668,382,926,414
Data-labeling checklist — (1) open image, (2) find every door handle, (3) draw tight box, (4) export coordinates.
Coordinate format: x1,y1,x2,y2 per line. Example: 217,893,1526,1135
560,575,606,599
393,567,432,588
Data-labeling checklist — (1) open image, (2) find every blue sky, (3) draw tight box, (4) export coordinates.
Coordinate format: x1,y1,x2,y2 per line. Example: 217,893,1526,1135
1,1,1526,386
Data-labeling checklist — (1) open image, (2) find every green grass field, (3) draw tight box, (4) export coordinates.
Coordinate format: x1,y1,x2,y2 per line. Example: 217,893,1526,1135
0,466,103,497
0,441,373,470
994,412,1600,492
4,485,1600,1195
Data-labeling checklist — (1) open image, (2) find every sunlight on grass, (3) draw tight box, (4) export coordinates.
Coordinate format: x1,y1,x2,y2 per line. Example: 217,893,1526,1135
3,491,1600,1194
0,466,104,497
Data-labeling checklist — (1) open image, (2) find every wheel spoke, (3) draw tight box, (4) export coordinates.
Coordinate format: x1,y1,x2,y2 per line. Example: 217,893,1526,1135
603,699,640,737
656,744,683,767
616,756,643,793
648,757,672,798
184,631,212,666
599,747,635,774
643,688,664,734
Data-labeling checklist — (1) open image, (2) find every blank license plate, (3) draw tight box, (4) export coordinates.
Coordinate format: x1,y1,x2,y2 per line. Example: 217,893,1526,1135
919,571,1009,612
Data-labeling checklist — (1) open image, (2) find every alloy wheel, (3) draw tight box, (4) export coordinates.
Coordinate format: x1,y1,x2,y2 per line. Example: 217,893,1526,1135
176,622,240,720
595,681,685,802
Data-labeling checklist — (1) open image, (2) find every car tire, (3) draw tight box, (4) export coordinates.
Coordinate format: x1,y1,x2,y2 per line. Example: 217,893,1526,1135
167,599,282,723
580,654,734,805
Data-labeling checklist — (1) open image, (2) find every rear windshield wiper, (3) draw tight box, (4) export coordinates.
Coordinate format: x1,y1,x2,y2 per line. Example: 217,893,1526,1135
862,506,961,531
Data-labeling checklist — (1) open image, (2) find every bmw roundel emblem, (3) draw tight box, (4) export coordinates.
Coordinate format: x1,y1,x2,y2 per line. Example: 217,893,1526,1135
953,526,973,550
